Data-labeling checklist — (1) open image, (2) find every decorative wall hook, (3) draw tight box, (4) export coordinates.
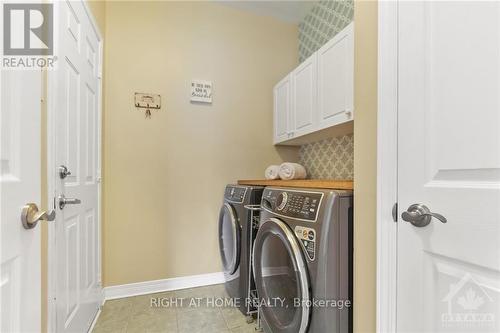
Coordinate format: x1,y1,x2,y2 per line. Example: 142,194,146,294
134,93,161,119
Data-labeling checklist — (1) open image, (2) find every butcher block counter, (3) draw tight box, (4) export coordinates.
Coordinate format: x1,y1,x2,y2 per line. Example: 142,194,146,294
237,179,353,190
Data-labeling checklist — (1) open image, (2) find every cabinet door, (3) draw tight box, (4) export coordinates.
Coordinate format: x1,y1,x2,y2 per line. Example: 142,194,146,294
291,54,317,138
273,75,291,144
317,22,354,129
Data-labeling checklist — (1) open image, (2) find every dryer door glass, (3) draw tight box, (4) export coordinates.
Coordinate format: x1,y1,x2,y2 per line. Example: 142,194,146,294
218,203,240,275
253,218,310,333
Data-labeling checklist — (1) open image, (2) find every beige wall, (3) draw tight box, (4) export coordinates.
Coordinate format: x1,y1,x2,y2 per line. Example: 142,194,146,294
103,1,299,286
353,1,378,332
87,0,106,34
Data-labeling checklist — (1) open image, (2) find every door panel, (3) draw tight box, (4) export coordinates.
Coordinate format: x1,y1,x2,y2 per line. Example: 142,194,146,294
1,69,41,332
53,1,102,332
397,2,500,332
64,215,79,323
85,85,96,184
64,58,80,186
84,208,96,290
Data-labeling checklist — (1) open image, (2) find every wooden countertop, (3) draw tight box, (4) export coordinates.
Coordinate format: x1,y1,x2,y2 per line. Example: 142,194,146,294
237,179,353,190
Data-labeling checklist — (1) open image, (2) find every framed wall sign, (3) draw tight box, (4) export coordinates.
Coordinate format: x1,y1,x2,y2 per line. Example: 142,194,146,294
190,80,213,103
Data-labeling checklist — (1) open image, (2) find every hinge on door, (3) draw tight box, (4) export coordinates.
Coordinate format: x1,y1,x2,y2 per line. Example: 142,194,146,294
392,202,398,222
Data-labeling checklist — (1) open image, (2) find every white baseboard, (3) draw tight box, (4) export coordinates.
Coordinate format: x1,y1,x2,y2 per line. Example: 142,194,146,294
88,296,105,331
88,307,102,332
103,272,225,300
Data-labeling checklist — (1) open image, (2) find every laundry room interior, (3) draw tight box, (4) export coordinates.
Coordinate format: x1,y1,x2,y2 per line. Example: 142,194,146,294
36,0,376,332
5,0,500,332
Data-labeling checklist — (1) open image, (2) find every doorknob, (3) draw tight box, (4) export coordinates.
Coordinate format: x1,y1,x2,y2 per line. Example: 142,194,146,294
21,203,56,229
58,194,81,210
59,165,72,179
401,204,447,227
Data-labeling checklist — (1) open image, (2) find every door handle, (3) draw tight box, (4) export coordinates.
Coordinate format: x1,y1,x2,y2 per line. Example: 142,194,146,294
58,194,81,210
401,204,447,227
21,203,56,229
59,165,72,179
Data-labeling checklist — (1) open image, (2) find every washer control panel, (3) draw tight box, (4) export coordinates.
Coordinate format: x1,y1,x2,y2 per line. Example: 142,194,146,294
263,189,323,222
294,226,316,260
224,186,247,203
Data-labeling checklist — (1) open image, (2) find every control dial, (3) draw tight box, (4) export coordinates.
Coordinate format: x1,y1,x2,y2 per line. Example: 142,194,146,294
276,192,288,211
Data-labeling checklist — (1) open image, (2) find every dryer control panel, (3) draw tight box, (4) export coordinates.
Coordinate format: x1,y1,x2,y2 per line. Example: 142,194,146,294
224,186,247,203
262,189,323,222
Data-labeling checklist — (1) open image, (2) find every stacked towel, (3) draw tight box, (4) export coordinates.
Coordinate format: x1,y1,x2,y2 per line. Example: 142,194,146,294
278,163,307,180
265,165,280,180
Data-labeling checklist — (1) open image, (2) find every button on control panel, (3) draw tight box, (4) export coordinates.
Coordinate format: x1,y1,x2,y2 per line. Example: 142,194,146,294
225,186,247,203
263,189,323,221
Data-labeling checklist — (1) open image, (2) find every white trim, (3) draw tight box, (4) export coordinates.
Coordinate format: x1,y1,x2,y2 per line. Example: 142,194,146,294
103,272,226,300
47,1,104,331
377,1,399,333
88,298,105,332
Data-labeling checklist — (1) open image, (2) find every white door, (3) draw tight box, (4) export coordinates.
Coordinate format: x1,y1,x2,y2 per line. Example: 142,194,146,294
397,1,500,332
50,1,102,332
317,22,353,130
291,54,317,138
0,69,43,330
273,75,291,144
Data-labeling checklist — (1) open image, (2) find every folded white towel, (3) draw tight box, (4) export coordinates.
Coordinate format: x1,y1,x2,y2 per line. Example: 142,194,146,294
278,163,307,180
265,165,280,180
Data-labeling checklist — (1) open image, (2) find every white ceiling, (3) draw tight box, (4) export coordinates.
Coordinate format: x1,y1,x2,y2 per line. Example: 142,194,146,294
216,1,317,24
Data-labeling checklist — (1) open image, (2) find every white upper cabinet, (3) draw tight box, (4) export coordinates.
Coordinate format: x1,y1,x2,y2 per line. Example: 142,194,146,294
317,23,354,129
273,22,354,145
291,54,317,138
273,74,291,144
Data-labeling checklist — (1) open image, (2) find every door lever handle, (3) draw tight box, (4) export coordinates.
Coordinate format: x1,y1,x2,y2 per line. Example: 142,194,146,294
401,204,447,227
21,203,56,229
58,194,82,210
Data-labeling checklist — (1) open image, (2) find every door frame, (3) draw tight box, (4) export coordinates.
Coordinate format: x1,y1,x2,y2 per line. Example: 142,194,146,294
46,1,104,331
376,1,398,332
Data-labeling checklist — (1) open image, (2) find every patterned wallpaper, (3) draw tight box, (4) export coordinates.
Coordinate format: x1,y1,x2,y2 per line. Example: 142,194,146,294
298,1,354,180
299,0,354,62
299,134,354,180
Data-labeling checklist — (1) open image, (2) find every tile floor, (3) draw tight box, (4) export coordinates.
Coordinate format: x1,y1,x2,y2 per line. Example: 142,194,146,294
92,284,261,333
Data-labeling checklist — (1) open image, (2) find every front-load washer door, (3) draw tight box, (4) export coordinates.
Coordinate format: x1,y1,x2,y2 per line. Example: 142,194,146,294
218,203,241,275
253,218,311,333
